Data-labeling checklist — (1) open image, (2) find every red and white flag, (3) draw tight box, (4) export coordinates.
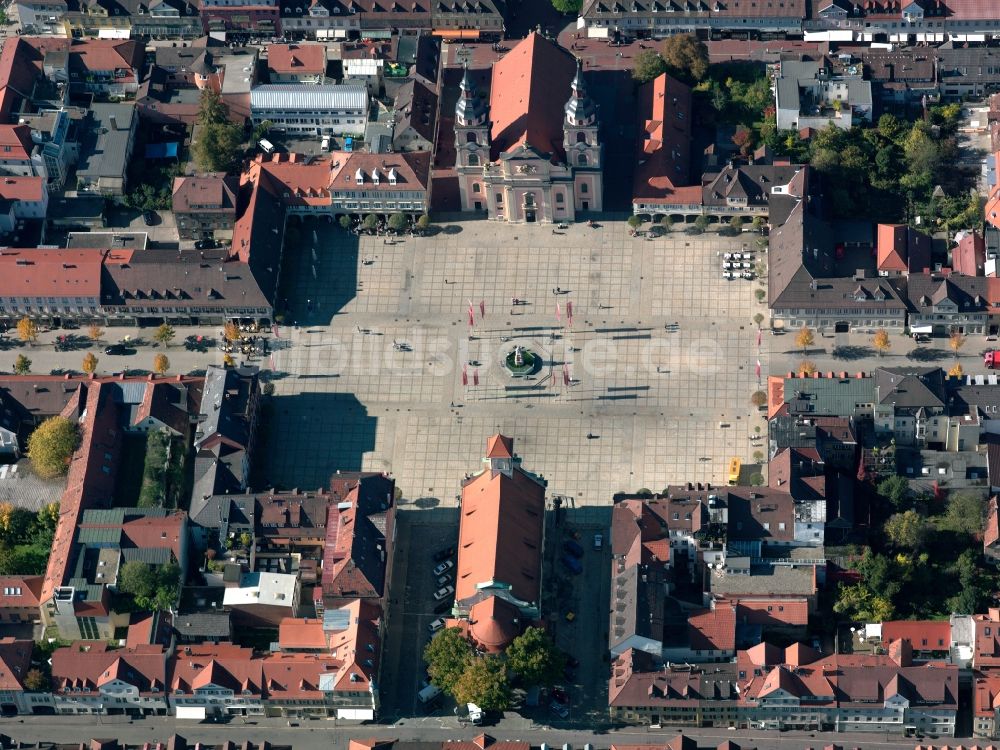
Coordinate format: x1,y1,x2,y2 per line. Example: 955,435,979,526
462,364,468,386
755,359,761,379
756,329,762,347
479,300,486,319
567,301,573,327
468,310,474,327
563,364,570,386
555,302,561,322
473,369,479,386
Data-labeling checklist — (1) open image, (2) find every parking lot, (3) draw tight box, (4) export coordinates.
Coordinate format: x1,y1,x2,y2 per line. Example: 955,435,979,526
541,510,612,724
381,512,461,719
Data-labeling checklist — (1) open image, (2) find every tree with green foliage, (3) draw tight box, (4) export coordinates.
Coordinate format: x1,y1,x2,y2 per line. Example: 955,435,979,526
877,475,911,511
416,214,430,231
117,561,180,611
693,215,709,233
388,213,408,233
339,215,351,230
453,655,511,712
362,214,378,231
632,49,667,84
627,215,642,231
549,0,582,12
505,627,565,687
424,627,473,694
660,215,673,231
943,490,987,535
153,323,175,347
13,354,30,376
660,33,709,84
23,668,48,692
884,510,930,550
27,417,79,479
193,89,244,173
117,560,156,603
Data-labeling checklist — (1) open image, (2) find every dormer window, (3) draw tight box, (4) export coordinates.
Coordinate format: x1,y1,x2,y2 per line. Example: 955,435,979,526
388,168,397,185
355,168,364,185
372,169,380,185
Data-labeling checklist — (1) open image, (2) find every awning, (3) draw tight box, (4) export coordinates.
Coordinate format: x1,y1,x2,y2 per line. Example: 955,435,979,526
176,706,207,720
431,29,479,39
336,708,375,721
911,325,933,334
361,30,392,39
97,28,130,38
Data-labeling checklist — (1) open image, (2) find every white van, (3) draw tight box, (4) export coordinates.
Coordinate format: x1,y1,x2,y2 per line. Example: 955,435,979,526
321,135,331,151
418,684,441,704
258,138,275,154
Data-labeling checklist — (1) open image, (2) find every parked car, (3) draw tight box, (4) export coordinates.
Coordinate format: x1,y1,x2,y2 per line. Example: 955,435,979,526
549,702,568,719
433,559,454,576
593,533,603,550
551,687,569,704
436,573,452,586
562,539,584,558
561,555,582,575
142,210,156,226
428,618,445,634
433,547,455,562
104,344,133,355
433,585,454,601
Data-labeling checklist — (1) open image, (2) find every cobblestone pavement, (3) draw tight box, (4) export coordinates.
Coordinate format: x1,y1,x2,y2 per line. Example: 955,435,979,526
267,219,769,505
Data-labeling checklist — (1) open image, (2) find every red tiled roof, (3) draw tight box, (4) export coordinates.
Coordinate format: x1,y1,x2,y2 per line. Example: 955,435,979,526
987,155,1000,231
688,603,736,652
952,231,986,276
0,576,42,611
632,73,700,205
0,248,104,299
485,433,512,459
120,511,186,561
456,435,545,609
974,670,1000,717
488,32,576,161
468,596,522,653
0,125,34,161
768,375,787,419
882,620,951,651
71,39,142,81
169,643,260,694
267,44,326,75
278,617,326,650
52,643,166,694
718,595,810,627
986,496,1000,550
877,223,908,272
0,176,44,203
0,638,31,691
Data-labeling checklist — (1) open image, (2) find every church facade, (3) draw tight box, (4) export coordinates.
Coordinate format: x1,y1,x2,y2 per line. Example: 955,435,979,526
454,33,604,224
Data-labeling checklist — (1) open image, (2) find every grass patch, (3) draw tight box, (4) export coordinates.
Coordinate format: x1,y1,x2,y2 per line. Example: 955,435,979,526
137,432,190,509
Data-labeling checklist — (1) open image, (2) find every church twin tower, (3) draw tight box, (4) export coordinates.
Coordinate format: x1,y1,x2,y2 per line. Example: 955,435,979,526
453,35,604,223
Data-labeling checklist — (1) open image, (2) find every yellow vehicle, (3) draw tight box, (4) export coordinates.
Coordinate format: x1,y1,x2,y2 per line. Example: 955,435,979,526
727,457,741,485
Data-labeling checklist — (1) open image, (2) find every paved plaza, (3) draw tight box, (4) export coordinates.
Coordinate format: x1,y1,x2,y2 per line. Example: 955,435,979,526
267,219,768,505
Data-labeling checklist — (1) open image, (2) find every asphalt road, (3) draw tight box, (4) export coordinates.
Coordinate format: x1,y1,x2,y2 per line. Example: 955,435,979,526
0,715,943,750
